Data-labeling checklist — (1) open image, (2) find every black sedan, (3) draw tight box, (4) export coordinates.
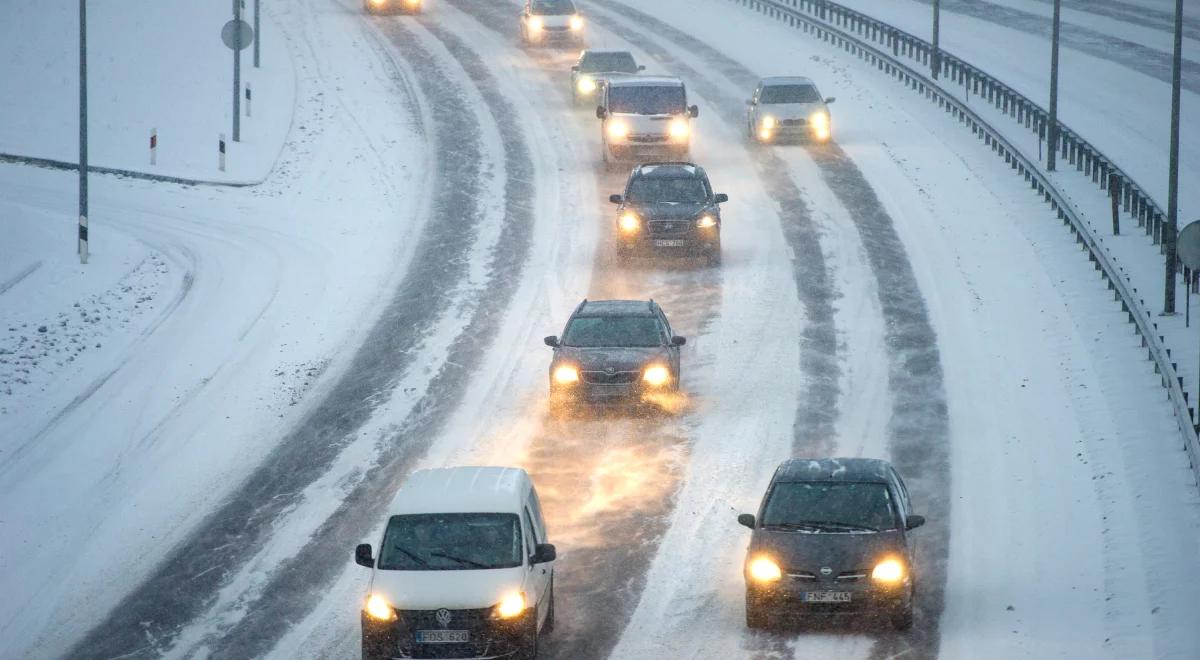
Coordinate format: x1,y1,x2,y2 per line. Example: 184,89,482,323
609,162,727,266
738,458,926,630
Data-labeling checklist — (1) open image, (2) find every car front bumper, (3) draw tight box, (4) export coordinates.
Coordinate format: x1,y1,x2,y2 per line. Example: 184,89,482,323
362,609,533,660
606,141,689,162
746,577,910,619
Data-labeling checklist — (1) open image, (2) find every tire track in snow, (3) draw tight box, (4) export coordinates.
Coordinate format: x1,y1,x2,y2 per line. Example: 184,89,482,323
583,2,950,658
65,8,537,658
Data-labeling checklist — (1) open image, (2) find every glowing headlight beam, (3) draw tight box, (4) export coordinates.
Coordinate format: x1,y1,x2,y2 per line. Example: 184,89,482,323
747,556,782,583
761,115,777,130
569,15,584,31
365,594,397,621
642,365,671,387
871,558,905,583
607,120,630,140
696,215,717,229
618,212,640,233
553,365,580,385
668,117,690,141
528,16,544,31
496,592,527,619
577,77,597,94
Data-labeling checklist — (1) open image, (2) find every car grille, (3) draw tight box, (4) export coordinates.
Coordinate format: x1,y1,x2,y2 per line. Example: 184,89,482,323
395,608,499,659
647,221,694,237
780,117,807,127
581,370,639,384
543,25,570,32
628,134,669,144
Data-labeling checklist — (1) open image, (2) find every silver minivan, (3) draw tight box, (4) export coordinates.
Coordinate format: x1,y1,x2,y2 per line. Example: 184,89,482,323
596,76,699,167
356,467,556,659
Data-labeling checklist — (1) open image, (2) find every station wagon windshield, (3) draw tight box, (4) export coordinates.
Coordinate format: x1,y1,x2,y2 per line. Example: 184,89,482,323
762,482,896,532
563,316,662,347
580,52,638,73
608,85,686,115
628,177,708,203
532,0,575,14
378,513,523,570
760,85,821,104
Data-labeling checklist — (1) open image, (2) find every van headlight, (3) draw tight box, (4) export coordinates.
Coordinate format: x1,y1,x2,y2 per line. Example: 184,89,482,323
495,591,527,619
365,593,397,621
607,119,630,141
668,117,690,141
642,365,671,387
747,556,782,583
569,14,584,31
871,558,905,583
577,76,597,94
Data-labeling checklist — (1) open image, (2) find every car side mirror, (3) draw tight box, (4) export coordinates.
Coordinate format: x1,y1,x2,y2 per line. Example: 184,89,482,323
737,513,756,529
824,97,836,104
596,106,608,120
544,335,559,347
532,543,557,564
609,194,624,204
714,193,728,204
571,65,579,71
671,336,686,346
637,65,646,71
905,515,926,530
355,543,375,568
688,104,700,118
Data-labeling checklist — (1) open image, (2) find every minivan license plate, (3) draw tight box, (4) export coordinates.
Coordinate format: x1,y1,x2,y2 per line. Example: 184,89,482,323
803,591,851,603
415,630,469,643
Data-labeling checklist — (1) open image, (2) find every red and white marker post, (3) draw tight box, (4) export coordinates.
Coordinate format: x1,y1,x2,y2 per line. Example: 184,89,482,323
245,83,252,118
150,128,157,166
219,133,226,172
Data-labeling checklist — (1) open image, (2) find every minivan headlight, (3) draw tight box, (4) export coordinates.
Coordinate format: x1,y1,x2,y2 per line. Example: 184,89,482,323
642,365,671,387
747,556,782,583
553,364,580,385
496,591,527,618
365,593,397,621
871,558,905,583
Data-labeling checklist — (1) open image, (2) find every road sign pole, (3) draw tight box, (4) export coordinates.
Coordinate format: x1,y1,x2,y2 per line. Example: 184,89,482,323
1047,0,1061,171
79,0,88,264
1165,0,1184,315
233,0,241,142
254,0,261,68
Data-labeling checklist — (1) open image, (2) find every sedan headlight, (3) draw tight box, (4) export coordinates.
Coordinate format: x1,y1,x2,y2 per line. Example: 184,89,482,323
495,591,527,619
569,14,584,31
760,115,777,130
577,76,597,94
642,365,671,387
747,556,782,583
668,117,690,141
607,119,630,141
696,215,717,229
553,364,580,385
618,211,640,233
810,111,830,140
528,16,544,31
365,593,397,621
871,558,905,583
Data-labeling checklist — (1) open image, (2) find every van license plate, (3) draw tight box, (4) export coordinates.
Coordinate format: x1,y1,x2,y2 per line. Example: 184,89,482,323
415,630,469,643
654,240,685,247
803,591,851,603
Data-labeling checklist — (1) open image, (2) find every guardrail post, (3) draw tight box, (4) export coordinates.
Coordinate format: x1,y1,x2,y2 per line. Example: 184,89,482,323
1111,173,1121,235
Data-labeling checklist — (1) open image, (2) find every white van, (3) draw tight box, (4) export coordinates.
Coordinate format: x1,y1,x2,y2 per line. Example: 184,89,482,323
356,467,556,659
596,76,699,167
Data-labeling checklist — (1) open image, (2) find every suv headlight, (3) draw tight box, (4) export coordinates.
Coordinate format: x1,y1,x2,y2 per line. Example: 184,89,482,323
365,594,397,621
619,211,641,233
553,364,580,385
871,558,905,583
669,117,690,141
696,215,717,229
643,365,671,387
577,76,597,94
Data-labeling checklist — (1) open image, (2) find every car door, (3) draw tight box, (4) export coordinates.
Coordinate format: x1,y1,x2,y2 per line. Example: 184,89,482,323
522,505,550,626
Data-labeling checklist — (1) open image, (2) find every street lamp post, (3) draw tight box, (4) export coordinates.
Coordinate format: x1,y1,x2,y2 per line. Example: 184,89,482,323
1164,0,1184,315
1047,0,1061,172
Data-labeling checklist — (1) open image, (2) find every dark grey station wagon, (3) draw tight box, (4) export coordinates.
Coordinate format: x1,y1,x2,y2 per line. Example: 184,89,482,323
738,458,925,630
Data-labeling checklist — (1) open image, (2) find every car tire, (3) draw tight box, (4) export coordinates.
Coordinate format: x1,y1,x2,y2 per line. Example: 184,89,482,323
745,597,770,630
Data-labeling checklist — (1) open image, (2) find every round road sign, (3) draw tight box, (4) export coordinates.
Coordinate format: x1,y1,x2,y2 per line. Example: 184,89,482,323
222,19,254,51
1178,220,1200,270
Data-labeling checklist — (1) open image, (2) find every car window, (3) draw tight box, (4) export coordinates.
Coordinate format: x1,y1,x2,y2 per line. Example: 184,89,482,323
528,492,548,542
608,85,686,115
562,315,663,347
761,482,898,532
759,84,822,104
532,0,575,14
378,513,523,570
580,52,638,73
521,509,535,557
627,177,708,203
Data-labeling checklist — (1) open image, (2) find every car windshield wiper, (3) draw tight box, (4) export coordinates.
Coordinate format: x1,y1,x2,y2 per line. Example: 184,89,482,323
794,520,880,532
761,522,824,532
429,551,491,569
389,545,429,567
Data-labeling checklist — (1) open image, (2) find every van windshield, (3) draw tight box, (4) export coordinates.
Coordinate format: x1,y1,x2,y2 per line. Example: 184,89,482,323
608,85,686,115
378,513,523,570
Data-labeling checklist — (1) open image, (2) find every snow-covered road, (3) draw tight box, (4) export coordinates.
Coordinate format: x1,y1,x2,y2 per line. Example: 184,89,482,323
2,0,1199,659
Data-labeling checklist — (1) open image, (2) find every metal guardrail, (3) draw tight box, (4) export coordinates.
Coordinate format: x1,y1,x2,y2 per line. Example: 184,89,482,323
727,0,1200,483
0,152,255,187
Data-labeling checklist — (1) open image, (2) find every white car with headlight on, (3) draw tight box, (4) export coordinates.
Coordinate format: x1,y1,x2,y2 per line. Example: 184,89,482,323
520,0,584,47
356,466,556,660
570,49,644,106
596,76,699,167
745,76,835,144
363,0,421,14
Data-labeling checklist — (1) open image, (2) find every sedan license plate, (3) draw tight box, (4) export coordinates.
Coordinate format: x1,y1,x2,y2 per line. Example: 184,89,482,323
803,591,851,603
654,239,686,247
415,630,469,644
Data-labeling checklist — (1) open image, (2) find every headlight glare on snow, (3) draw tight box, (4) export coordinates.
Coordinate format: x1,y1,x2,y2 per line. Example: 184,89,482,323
365,593,397,621
577,77,597,94
668,117,690,141
871,558,905,583
696,215,717,229
747,556,782,583
553,364,580,385
607,119,630,141
619,212,641,233
496,591,527,619
642,365,671,387
569,14,584,31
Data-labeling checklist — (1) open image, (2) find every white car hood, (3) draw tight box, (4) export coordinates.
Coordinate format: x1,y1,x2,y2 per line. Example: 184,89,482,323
370,566,528,611
759,101,826,120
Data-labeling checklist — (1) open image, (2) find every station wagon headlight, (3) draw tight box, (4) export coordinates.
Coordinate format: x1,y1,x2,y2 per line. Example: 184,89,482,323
528,16,544,32
607,119,630,141
760,115,777,130
496,591,527,619
668,117,690,141
747,556,782,583
577,76,597,94
871,558,905,583
810,111,830,140
642,365,671,387
365,593,397,621
553,364,580,385
569,14,584,31
696,215,717,229
618,211,641,233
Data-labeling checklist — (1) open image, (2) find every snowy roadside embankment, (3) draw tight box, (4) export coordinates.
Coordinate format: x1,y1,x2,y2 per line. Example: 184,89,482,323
0,0,294,183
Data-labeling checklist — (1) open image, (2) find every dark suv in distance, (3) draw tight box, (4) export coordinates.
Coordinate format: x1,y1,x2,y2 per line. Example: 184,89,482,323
544,299,685,409
738,458,926,631
609,162,727,266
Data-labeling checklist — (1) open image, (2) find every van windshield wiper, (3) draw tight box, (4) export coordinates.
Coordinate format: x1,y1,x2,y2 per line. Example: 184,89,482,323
429,551,490,568
389,545,429,567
